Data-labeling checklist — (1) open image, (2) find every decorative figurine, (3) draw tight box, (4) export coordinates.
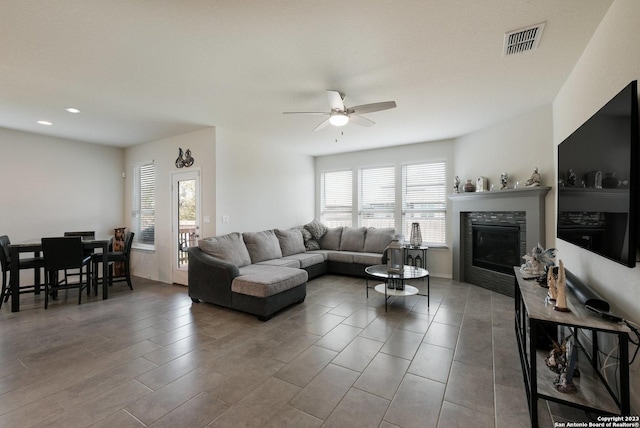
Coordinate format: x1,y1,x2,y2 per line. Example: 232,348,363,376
567,169,577,187
525,167,541,187
183,149,194,167
500,172,509,190
554,260,570,312
175,148,185,168
175,148,195,168
453,176,460,193
547,266,558,302
520,244,556,278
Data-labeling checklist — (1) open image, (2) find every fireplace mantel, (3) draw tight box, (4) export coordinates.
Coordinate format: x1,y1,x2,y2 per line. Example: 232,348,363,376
449,186,551,283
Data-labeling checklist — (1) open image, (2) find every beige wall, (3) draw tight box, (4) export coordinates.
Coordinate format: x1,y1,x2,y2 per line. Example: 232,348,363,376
215,127,315,235
553,0,640,411
124,128,216,283
454,105,555,247
0,127,124,241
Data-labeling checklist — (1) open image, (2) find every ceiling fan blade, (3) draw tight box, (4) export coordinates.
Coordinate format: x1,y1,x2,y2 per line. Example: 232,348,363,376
283,111,329,115
349,101,397,115
349,114,375,127
313,118,331,131
326,90,345,111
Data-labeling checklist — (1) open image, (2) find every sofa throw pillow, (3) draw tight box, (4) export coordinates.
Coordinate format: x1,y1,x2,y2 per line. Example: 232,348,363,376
243,230,283,263
198,232,252,267
340,227,367,252
305,239,320,251
363,227,396,253
298,226,313,242
318,227,342,250
275,228,306,257
304,219,328,240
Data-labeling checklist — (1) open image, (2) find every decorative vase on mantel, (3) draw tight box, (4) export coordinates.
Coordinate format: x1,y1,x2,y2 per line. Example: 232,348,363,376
463,179,476,193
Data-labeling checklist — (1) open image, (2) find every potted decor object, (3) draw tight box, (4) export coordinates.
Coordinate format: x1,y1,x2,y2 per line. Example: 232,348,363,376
463,179,476,192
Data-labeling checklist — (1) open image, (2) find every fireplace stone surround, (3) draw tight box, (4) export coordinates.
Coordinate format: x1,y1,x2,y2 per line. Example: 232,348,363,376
449,187,551,296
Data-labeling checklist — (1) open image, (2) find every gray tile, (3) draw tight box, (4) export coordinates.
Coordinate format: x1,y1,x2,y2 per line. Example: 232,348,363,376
0,275,538,428
437,400,494,428
354,352,410,400
263,405,323,428
149,391,229,428
314,323,362,352
273,345,337,387
444,360,494,416
384,373,445,428
380,328,424,360
331,336,384,372
208,377,300,427
423,321,460,349
289,363,360,419
323,388,389,428
408,343,454,383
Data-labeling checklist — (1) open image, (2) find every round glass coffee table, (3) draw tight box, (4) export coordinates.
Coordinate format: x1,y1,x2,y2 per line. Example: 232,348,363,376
365,264,429,311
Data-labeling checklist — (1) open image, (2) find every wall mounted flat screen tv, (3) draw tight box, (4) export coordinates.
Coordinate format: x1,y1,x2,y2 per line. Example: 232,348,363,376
557,80,638,268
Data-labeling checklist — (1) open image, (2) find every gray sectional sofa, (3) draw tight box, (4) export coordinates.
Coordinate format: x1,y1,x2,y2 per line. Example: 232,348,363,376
187,223,395,320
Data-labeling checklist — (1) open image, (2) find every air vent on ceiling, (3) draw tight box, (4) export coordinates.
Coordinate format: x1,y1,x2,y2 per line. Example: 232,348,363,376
503,22,545,56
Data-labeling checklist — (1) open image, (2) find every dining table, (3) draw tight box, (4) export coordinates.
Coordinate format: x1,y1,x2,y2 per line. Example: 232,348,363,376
8,236,113,312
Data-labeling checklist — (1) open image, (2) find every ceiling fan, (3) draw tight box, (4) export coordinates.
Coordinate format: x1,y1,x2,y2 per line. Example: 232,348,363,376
283,90,397,131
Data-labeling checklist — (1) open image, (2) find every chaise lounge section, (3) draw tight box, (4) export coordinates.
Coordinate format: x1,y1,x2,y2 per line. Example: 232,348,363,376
188,222,395,320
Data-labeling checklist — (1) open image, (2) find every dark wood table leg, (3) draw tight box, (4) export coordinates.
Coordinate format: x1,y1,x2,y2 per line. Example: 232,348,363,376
102,242,109,300
9,246,20,312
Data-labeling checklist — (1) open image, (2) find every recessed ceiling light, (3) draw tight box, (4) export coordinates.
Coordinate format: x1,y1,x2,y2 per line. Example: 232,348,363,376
37,120,53,126
65,107,80,113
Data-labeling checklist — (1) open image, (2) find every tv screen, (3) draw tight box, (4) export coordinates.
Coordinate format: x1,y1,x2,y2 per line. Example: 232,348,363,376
557,81,638,268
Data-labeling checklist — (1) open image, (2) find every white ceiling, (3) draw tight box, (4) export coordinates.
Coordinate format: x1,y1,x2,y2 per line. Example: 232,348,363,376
0,0,612,156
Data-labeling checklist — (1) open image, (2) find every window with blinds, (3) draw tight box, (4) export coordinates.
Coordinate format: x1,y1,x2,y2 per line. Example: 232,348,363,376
132,162,155,249
402,162,446,245
359,166,395,228
321,170,352,227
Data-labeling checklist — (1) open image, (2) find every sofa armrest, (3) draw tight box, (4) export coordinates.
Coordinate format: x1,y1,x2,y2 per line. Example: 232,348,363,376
187,246,239,307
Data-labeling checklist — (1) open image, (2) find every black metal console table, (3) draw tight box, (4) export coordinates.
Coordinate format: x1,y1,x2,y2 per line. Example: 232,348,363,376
514,269,631,427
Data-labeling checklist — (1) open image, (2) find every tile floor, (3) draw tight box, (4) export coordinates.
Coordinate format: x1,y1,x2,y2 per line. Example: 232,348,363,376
0,273,567,427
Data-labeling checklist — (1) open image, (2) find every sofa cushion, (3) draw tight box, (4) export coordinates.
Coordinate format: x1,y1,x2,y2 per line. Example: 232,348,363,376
304,219,328,240
198,232,252,268
340,227,367,252
318,227,342,250
282,253,325,268
243,230,283,263
233,265,308,298
353,252,385,266
363,227,396,253
256,258,300,269
275,228,306,257
326,251,354,263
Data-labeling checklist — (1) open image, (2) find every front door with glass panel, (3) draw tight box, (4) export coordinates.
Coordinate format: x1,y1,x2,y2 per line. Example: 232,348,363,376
172,169,200,285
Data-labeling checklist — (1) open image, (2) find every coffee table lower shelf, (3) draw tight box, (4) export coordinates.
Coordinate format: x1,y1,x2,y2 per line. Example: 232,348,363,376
372,283,420,311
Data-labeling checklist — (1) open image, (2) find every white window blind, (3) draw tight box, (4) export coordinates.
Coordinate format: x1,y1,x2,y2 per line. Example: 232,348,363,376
402,162,446,245
132,162,155,249
359,166,395,228
321,170,352,227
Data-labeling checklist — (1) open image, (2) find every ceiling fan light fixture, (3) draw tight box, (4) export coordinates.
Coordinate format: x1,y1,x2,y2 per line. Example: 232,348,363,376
329,112,349,127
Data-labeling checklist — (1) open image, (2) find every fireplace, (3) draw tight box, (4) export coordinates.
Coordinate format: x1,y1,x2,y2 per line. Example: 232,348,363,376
472,224,520,275
449,187,551,296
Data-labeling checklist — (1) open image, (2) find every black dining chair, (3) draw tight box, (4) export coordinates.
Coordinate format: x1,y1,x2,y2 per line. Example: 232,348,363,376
0,235,45,308
92,231,135,292
63,231,95,291
41,236,93,309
